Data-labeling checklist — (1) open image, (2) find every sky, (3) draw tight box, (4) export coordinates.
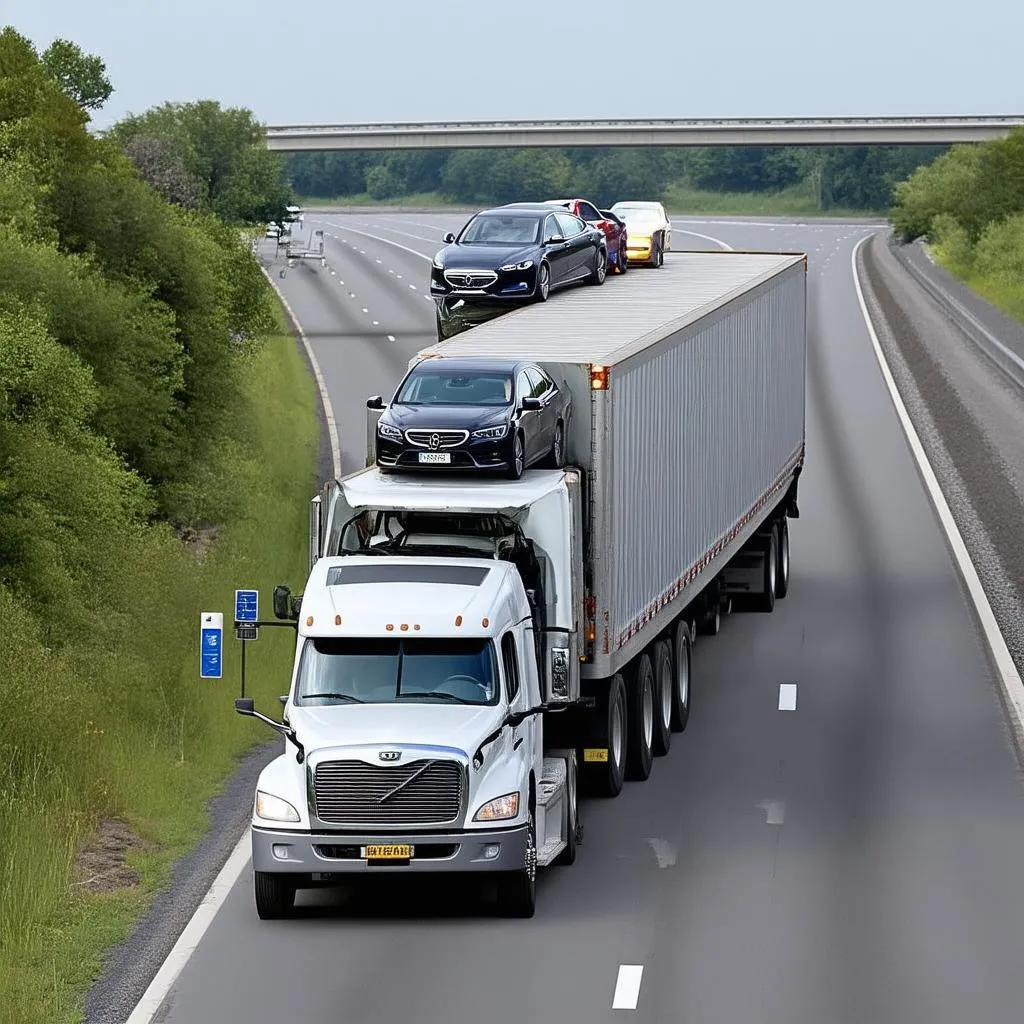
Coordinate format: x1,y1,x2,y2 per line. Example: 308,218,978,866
8,0,1024,130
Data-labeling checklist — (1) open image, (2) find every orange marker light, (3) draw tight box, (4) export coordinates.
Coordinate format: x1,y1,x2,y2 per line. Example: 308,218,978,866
590,365,609,390
306,615,314,626
335,614,342,625
414,624,421,631
400,623,409,631
455,615,463,627
481,617,489,628
386,623,394,631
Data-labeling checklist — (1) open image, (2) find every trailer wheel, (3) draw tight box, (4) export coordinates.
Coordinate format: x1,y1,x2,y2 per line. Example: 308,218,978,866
625,653,655,781
671,620,692,733
496,807,537,917
775,518,790,599
254,871,297,920
651,640,673,756
582,674,627,798
696,592,721,636
755,527,778,613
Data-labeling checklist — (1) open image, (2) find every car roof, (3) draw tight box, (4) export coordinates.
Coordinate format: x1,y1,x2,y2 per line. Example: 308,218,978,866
612,200,663,209
484,204,557,215
409,355,530,374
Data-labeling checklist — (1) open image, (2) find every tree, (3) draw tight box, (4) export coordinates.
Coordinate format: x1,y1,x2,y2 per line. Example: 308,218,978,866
123,135,203,209
39,38,112,112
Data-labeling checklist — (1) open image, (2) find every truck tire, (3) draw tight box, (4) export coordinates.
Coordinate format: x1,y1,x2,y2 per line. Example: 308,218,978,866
254,871,297,920
583,674,627,798
554,759,579,866
496,808,537,917
754,527,778,613
625,653,655,781
651,640,673,756
775,518,790,599
670,620,692,732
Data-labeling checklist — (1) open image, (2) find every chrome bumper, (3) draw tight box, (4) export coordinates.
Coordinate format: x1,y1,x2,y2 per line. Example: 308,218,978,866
252,824,529,874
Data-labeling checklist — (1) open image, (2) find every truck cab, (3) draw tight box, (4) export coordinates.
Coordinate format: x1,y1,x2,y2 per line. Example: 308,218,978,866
244,471,584,919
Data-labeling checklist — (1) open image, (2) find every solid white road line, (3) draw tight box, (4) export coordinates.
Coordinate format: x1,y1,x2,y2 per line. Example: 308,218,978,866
778,683,798,711
312,220,433,262
612,965,644,1010
675,228,734,251
125,831,251,1024
262,268,342,482
851,235,1024,743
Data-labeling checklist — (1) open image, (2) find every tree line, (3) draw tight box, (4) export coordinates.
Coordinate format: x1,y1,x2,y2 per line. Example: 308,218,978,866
285,144,949,211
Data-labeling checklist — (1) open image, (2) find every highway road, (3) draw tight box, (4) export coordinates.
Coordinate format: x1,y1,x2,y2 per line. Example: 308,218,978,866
141,212,1024,1024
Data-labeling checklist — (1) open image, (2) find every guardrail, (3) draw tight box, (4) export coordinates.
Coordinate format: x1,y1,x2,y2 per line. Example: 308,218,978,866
887,235,1024,393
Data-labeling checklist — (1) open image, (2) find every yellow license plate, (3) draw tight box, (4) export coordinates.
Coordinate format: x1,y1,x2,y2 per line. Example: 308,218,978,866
363,844,413,860
583,747,609,763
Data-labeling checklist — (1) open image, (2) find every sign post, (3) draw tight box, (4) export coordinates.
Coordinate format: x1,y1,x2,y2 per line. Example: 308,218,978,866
200,612,223,680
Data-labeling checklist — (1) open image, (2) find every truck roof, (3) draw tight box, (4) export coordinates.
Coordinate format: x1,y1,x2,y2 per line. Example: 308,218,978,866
416,251,805,366
341,466,575,515
300,555,524,638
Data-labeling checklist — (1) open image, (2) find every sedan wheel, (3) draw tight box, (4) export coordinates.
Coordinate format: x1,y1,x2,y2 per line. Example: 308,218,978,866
618,244,628,273
506,432,525,480
535,263,550,302
590,248,607,285
546,421,565,468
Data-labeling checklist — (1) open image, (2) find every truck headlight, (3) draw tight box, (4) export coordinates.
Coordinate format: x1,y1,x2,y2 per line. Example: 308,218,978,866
471,424,508,440
256,791,301,823
473,792,520,821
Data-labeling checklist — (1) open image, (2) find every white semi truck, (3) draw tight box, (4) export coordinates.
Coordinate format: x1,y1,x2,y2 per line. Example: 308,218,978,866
234,251,807,919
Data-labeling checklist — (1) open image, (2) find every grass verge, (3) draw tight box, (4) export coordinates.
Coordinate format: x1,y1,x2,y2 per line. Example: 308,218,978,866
0,304,318,1023
299,183,881,218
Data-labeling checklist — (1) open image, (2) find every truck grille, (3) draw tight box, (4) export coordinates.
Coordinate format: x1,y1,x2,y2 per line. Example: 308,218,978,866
405,428,469,449
443,269,497,289
313,759,463,826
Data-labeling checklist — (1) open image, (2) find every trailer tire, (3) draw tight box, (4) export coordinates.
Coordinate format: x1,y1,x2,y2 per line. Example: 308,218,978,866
696,595,721,636
496,807,537,917
583,674,627,798
775,518,790,599
625,653,655,781
671,620,692,732
651,640,673,756
755,527,778,613
254,871,297,920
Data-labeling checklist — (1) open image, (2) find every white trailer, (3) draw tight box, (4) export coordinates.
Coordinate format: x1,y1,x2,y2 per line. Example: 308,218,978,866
235,251,807,918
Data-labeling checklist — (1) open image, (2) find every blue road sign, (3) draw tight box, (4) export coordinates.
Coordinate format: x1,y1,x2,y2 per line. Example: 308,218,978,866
234,589,259,624
200,612,223,679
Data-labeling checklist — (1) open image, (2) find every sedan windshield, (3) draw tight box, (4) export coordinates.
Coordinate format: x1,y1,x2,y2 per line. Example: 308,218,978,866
616,207,662,228
459,215,541,246
294,637,499,706
396,371,513,406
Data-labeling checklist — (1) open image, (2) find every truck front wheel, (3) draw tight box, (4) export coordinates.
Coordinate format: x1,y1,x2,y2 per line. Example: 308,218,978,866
254,871,297,920
496,808,537,918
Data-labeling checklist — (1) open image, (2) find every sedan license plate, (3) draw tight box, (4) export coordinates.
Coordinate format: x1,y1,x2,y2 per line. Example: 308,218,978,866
363,844,414,860
418,452,451,464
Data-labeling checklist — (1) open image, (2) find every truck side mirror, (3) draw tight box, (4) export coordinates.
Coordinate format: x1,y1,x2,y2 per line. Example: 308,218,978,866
273,584,292,620
235,697,255,715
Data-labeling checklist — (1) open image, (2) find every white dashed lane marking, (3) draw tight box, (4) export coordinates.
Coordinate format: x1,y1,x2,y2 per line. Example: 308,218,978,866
612,965,644,1010
778,683,798,711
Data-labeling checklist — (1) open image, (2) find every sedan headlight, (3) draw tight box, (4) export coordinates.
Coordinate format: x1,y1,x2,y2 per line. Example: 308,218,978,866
377,422,402,440
471,424,508,440
432,256,445,270
255,791,300,823
499,259,534,272
473,792,520,821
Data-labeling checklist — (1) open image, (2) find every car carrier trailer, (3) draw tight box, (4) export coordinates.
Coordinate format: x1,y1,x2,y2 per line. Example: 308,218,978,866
234,250,807,918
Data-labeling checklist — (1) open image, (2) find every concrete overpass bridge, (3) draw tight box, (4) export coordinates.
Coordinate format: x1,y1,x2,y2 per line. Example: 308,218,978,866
264,115,1024,152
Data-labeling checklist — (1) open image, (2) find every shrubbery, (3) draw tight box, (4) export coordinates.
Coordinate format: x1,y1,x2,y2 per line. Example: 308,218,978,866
0,27,317,1021
890,127,1024,322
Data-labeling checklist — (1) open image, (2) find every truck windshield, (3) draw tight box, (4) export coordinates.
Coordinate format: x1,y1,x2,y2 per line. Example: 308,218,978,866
294,637,499,706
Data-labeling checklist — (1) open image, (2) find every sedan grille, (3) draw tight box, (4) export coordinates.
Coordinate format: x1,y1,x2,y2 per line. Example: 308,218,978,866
443,269,498,289
405,428,469,449
313,759,464,826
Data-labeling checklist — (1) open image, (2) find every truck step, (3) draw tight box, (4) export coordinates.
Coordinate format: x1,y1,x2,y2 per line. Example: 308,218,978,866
536,836,568,868
537,755,567,805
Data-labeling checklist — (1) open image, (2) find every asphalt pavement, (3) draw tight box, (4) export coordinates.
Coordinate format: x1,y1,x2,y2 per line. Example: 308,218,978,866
120,212,1024,1024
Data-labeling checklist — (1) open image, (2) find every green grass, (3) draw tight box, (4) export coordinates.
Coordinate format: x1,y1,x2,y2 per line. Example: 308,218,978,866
0,303,319,1023
299,182,881,218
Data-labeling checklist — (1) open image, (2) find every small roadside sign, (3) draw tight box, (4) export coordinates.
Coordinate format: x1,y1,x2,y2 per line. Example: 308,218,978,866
234,589,259,623
200,612,223,679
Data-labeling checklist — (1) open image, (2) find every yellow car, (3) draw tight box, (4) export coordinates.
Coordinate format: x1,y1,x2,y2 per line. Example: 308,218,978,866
609,201,672,267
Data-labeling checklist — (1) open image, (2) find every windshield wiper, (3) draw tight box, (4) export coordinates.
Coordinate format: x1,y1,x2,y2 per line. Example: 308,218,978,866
396,692,475,704
303,693,365,703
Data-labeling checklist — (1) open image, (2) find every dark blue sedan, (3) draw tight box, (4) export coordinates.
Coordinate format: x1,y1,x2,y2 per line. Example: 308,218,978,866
369,357,572,479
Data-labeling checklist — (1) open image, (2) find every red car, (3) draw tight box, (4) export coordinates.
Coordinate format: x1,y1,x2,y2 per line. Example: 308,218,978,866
545,198,629,274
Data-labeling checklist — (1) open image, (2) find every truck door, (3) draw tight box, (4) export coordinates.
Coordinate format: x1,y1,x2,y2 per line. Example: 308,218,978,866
501,627,543,780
